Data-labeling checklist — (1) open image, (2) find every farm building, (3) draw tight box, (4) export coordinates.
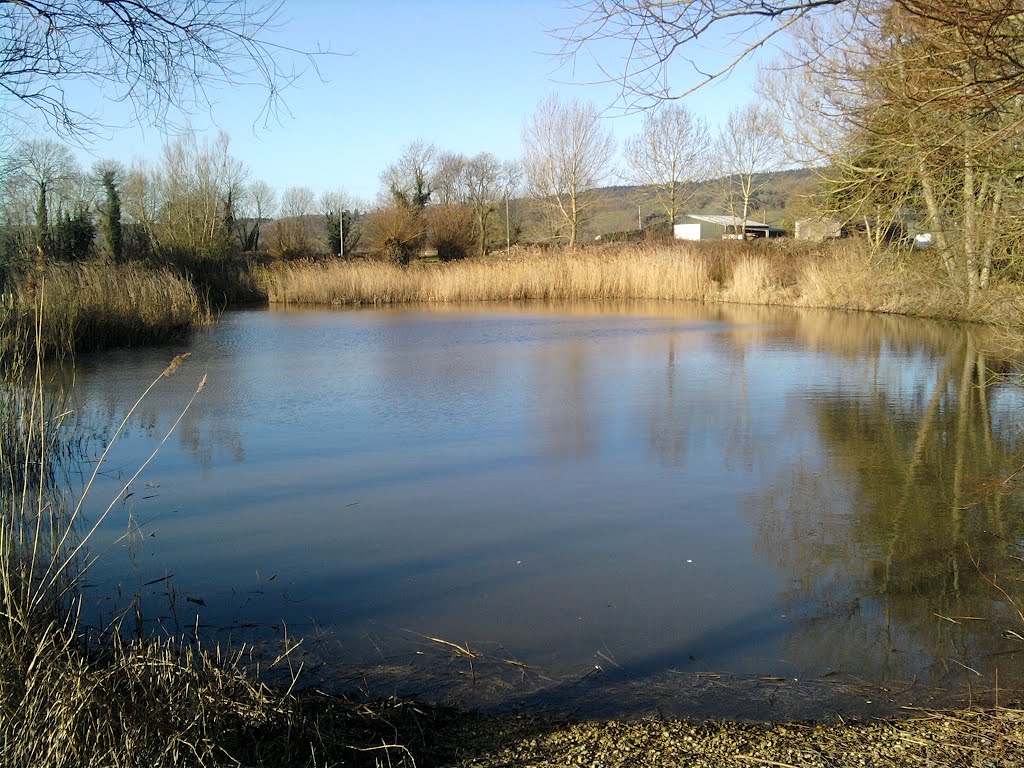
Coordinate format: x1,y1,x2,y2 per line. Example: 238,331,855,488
795,215,935,247
673,214,787,241
795,217,843,241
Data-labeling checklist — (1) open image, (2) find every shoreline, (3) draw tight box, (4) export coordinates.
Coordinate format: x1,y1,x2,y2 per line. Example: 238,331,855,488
389,703,1024,767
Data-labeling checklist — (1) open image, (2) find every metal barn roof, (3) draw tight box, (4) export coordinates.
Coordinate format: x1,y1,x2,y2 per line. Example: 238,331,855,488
685,214,775,229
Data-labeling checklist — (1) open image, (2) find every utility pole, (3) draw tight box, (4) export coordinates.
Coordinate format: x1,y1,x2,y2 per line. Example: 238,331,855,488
506,194,511,257
339,210,344,257
638,204,642,230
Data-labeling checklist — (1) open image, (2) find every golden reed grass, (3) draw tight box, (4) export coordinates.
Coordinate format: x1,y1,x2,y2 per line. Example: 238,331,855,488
2,262,211,358
261,244,715,305
261,240,1024,327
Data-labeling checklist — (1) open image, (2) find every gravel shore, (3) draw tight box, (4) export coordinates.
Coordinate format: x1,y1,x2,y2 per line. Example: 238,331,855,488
415,706,1023,767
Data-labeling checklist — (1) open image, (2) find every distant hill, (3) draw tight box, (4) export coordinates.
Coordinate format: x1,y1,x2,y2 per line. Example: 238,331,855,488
581,168,819,241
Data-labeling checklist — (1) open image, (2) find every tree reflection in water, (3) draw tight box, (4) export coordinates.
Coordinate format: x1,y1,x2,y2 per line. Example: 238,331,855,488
745,321,1024,691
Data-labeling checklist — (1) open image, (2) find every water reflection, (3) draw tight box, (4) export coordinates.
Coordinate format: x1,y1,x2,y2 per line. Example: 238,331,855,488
746,328,1024,686
57,302,1024,716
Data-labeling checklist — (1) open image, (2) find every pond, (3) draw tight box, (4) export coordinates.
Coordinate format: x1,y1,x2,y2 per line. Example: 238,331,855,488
63,301,1024,719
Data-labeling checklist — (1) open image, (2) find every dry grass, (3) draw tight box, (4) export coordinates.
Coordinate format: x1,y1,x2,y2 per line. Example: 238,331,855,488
1,262,210,358
725,256,778,303
261,244,716,305
260,239,1024,328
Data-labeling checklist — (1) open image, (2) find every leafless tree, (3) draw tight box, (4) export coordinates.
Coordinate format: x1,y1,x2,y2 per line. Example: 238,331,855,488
236,179,276,251
718,103,784,236
463,152,504,257
522,94,615,247
248,180,277,221
763,1,1024,300
120,160,162,249
4,138,82,229
501,160,524,255
381,140,437,208
279,185,315,219
154,129,241,257
625,104,712,228
2,137,83,270
1,0,325,136
271,184,317,257
432,151,468,206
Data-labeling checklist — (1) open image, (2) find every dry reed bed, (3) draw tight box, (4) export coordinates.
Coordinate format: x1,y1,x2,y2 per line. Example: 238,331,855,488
261,241,1024,327
2,263,210,357
261,245,716,305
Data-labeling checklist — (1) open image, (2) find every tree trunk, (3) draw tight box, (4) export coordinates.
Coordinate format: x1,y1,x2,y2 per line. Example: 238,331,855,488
963,145,980,302
916,156,957,285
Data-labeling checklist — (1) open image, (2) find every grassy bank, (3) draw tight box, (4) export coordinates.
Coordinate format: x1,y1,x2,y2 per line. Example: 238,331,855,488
260,240,1024,327
1,262,211,358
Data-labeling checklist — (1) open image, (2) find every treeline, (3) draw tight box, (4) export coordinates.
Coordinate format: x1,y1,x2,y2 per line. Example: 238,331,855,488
0,132,366,304
364,141,523,264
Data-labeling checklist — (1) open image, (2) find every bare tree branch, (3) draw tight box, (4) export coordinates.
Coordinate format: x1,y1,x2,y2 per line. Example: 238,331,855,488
555,0,851,109
0,0,332,136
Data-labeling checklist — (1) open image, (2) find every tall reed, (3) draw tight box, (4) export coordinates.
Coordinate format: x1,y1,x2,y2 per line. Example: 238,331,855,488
261,244,716,305
260,240,1024,327
2,262,210,359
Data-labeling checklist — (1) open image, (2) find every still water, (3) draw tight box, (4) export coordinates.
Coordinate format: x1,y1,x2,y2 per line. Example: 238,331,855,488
65,302,1024,718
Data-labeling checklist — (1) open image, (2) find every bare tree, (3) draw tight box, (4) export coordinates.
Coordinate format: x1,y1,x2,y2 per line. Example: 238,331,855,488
381,140,437,208
271,184,317,257
1,138,83,273
501,160,523,255
236,179,276,251
154,129,241,258
1,0,323,136
120,159,165,255
5,139,82,224
625,104,712,228
766,2,1024,300
463,152,503,258
279,186,315,219
718,103,783,236
522,94,615,247
432,151,468,206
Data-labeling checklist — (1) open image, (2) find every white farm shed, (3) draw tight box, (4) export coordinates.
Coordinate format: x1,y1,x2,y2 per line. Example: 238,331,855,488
674,214,786,241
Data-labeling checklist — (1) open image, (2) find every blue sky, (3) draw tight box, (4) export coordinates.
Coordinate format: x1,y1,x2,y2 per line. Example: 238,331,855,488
44,1,771,203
